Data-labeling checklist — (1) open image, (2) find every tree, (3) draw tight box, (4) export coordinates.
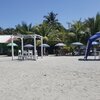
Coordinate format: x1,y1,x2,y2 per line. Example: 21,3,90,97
44,12,58,25
3,28,16,35
0,27,4,34
70,19,84,42
43,12,63,32
32,23,49,37
83,12,100,44
95,12,100,32
84,17,95,36
84,12,100,35
32,23,49,43
43,12,68,44
15,22,33,34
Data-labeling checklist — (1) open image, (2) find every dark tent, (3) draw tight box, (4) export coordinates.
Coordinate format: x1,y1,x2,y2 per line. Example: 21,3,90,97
84,32,100,59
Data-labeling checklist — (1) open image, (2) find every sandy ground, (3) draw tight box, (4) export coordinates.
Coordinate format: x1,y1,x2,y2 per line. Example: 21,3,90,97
0,55,100,100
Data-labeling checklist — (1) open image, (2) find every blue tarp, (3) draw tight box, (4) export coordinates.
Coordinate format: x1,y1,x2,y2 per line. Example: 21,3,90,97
84,32,100,59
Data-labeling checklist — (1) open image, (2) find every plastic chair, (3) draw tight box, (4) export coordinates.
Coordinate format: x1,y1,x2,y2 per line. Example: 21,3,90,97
18,50,22,60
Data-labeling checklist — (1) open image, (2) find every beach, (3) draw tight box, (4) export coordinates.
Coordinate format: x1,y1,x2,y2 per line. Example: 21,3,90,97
0,55,100,100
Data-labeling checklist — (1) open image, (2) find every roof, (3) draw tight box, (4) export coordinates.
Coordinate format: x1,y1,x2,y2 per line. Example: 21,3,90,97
0,35,15,43
0,34,42,43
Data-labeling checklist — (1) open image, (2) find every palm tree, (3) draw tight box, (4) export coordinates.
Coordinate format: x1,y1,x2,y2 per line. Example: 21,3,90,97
95,12,100,33
32,23,49,43
83,12,100,44
43,12,68,44
44,12,58,25
32,23,49,36
43,12,62,32
70,19,84,42
84,12,100,36
48,30,61,45
15,22,33,34
84,17,95,36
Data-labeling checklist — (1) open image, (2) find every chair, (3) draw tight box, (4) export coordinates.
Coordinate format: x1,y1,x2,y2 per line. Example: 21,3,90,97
28,50,33,59
23,50,28,60
18,50,22,60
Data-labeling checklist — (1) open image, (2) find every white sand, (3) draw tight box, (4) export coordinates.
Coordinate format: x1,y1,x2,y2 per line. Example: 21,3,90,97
0,55,100,100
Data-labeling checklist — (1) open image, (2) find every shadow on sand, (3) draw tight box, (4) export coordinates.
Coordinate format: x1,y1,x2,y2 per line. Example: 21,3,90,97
79,58,100,61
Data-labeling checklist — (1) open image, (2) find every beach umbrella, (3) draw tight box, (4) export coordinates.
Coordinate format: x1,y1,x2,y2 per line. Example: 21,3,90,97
55,43,66,47
55,43,66,56
71,42,83,46
7,43,18,46
39,44,50,55
24,44,34,48
71,42,84,56
39,44,50,48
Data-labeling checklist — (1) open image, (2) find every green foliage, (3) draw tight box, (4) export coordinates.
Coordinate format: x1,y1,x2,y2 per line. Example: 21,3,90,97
43,36,48,43
63,46,71,53
3,28,16,35
69,19,84,42
15,22,33,34
32,23,50,36
95,12,100,32
1,11,100,47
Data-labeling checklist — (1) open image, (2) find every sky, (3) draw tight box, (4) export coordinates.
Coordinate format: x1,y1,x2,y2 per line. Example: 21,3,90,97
0,0,100,29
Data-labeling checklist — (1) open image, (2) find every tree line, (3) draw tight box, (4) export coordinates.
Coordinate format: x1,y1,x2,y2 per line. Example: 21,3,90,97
0,11,100,46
